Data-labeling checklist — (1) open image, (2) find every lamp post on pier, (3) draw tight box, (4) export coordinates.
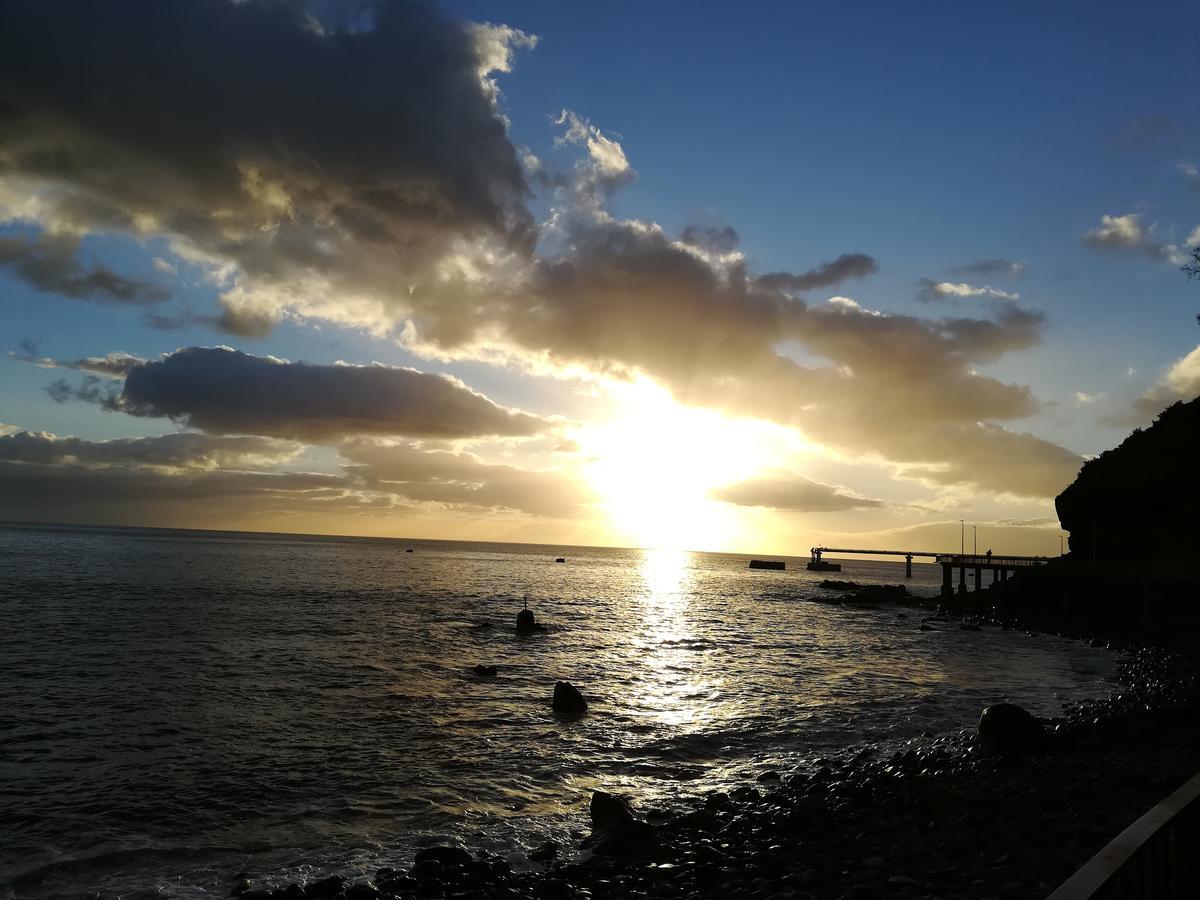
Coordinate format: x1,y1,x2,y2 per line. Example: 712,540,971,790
973,525,977,555
959,519,964,555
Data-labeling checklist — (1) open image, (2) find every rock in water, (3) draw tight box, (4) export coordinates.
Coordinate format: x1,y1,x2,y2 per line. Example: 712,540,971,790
516,608,537,633
552,680,587,714
588,790,657,858
472,664,498,677
977,703,1045,756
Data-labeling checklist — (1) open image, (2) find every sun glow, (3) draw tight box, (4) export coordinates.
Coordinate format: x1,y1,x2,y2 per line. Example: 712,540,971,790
578,381,778,550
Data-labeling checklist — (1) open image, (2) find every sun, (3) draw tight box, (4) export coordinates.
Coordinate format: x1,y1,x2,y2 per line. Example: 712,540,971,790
577,380,778,550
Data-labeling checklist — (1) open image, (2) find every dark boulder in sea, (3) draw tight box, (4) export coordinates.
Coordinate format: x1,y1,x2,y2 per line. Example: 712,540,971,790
588,790,658,858
1056,396,1200,563
977,703,1045,757
551,680,587,715
472,664,498,677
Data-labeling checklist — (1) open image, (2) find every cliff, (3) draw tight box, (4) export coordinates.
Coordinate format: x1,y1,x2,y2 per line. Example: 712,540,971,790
1055,396,1200,563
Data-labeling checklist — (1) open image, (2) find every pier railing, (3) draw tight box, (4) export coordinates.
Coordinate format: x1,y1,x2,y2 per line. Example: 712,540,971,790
1047,772,1200,899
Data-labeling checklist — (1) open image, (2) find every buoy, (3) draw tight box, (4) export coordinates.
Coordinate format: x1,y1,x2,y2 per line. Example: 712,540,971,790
516,594,540,633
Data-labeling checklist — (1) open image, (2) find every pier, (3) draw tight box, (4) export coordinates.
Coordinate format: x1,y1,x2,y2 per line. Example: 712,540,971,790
810,546,1052,596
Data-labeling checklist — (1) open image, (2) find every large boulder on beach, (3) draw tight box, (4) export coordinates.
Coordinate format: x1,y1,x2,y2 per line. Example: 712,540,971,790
977,703,1045,756
552,680,587,714
588,790,657,857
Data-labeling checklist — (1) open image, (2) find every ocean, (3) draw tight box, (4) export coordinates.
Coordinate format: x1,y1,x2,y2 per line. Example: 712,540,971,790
0,522,1117,899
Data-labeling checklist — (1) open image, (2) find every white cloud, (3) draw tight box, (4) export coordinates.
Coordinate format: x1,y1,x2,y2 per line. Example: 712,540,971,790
916,279,1019,303
1129,344,1200,418
1082,212,1188,265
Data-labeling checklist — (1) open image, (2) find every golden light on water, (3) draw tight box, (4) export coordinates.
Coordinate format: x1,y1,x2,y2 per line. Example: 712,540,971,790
630,548,723,729
579,381,781,551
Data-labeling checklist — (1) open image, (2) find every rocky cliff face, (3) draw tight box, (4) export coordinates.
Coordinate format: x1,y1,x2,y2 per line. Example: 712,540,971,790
1055,397,1200,562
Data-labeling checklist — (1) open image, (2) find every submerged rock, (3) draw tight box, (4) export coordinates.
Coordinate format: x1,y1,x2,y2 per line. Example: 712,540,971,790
552,680,587,715
978,703,1045,757
472,664,498,677
516,608,537,633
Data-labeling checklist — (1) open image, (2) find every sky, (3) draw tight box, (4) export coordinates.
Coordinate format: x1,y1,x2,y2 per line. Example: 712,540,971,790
1,0,1198,554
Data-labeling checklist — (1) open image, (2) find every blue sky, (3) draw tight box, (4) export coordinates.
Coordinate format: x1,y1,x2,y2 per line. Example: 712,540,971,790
1,0,1197,551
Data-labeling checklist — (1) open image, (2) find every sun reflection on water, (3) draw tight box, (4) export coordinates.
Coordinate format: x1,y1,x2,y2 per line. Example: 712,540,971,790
631,548,724,729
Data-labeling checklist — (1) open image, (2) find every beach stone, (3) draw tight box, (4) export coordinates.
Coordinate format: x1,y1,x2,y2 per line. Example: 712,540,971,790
305,876,345,898
343,885,378,900
978,703,1045,757
414,846,472,868
411,859,444,882
230,879,252,896
552,680,588,714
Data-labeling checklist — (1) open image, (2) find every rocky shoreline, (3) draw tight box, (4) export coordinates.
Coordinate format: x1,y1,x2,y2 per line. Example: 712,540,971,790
234,583,1200,900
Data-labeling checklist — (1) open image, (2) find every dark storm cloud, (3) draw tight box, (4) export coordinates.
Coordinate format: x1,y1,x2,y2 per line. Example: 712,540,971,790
45,375,121,408
756,253,879,293
0,430,299,469
713,473,883,512
0,234,168,304
88,346,547,440
0,0,533,320
951,258,1026,278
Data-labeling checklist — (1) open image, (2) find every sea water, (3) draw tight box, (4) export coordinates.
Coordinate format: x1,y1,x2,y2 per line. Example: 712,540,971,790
0,523,1117,899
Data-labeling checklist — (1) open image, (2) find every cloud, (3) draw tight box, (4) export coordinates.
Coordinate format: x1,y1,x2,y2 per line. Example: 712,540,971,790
0,429,300,470
1082,213,1187,264
915,279,1020,303
553,110,634,194
0,1,1077,500
756,253,878,293
1130,344,1200,418
49,346,548,441
951,258,1026,278
713,472,883,512
341,438,596,518
892,423,1082,498
10,348,146,378
0,233,169,304
1180,162,1200,189
1072,391,1107,406
0,429,594,527
0,0,535,326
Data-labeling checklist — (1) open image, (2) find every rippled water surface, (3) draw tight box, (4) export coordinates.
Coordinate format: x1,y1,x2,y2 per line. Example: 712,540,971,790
0,523,1117,898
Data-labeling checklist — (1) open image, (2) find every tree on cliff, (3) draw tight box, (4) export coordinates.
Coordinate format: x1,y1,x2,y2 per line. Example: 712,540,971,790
1185,246,1200,280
